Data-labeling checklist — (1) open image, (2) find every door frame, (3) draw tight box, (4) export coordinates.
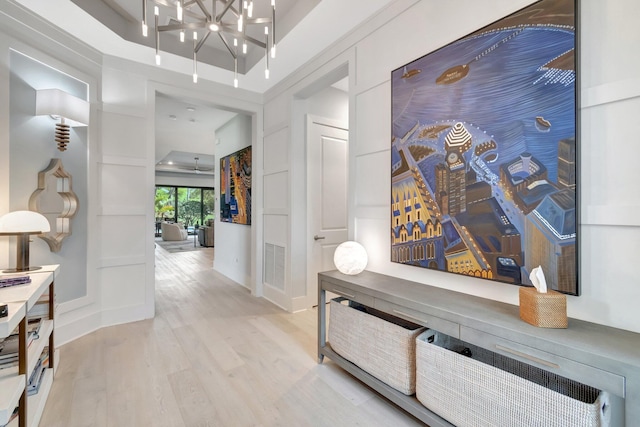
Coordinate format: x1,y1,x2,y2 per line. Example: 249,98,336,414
289,60,352,312
305,114,349,308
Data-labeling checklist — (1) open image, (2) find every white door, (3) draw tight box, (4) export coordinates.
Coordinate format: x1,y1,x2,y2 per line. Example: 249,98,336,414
307,117,349,306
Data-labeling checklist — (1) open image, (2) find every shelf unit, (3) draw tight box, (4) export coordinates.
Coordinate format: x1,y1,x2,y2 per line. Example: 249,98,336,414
0,265,58,427
318,270,640,427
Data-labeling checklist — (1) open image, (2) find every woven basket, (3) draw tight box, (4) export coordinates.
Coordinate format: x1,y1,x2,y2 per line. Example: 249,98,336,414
329,299,426,395
415,331,610,427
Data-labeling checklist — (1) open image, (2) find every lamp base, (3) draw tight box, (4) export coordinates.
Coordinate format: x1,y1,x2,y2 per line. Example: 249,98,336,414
2,266,43,274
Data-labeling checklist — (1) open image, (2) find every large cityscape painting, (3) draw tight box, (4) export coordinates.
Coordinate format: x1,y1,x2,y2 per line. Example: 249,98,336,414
391,0,578,294
220,146,252,225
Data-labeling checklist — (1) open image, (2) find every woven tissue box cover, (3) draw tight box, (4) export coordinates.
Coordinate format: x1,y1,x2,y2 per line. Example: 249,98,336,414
519,286,568,328
415,332,610,427
329,299,425,395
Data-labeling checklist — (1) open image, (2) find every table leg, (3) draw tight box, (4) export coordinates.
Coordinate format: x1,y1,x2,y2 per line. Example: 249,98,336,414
318,283,326,363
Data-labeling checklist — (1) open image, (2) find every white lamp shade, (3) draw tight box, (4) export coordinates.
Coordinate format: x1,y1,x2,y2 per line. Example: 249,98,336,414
333,241,368,275
36,88,90,127
0,210,51,233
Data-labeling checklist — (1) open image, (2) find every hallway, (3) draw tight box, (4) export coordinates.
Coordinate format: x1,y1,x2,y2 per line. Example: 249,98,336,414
39,245,422,426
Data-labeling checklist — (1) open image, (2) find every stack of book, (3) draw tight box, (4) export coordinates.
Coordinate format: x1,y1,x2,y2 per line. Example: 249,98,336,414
0,318,43,369
0,274,31,288
0,333,18,368
27,348,49,396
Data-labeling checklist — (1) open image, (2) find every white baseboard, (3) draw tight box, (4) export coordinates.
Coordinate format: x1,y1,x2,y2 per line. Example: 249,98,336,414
101,303,152,328
291,296,309,313
55,310,101,347
55,302,152,347
263,283,290,312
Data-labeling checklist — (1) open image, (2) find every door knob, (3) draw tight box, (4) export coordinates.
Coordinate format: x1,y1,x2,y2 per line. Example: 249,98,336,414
314,235,325,240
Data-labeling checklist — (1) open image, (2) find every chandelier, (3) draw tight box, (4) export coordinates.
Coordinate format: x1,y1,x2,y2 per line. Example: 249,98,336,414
142,0,276,87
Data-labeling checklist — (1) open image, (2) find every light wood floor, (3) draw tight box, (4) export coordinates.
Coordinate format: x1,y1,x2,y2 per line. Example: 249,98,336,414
39,245,424,426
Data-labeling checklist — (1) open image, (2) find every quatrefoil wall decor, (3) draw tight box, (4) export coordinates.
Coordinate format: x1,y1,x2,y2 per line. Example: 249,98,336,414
28,158,79,252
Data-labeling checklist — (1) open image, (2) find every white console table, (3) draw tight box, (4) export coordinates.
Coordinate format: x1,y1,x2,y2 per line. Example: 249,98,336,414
0,265,58,427
318,270,640,426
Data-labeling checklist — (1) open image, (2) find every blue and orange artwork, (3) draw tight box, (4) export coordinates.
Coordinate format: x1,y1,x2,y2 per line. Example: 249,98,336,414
220,146,252,225
391,0,578,294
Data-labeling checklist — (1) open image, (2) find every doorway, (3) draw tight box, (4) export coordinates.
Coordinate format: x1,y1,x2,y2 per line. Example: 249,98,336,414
148,84,263,312
300,73,350,308
306,117,348,306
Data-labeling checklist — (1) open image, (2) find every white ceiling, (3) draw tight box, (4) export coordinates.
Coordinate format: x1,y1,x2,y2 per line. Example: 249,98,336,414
14,0,394,175
154,92,238,170
156,151,215,175
16,0,395,92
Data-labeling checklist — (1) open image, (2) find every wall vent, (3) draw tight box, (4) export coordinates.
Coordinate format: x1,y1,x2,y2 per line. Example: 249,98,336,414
264,243,285,290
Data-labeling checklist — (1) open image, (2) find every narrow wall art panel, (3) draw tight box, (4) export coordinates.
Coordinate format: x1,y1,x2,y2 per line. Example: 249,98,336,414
220,146,252,225
391,0,578,294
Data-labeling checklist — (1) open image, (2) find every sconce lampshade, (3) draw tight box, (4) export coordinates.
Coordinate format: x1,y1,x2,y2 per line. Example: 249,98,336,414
333,241,368,275
35,89,90,127
0,210,51,272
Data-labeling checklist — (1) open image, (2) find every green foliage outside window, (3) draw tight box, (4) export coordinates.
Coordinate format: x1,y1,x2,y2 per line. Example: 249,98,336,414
155,185,214,226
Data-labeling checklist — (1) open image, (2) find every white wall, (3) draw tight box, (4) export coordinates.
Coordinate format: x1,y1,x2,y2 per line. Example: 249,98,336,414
213,114,253,288
0,1,103,344
263,0,640,333
9,50,89,303
306,87,349,122
0,1,264,344
262,58,351,311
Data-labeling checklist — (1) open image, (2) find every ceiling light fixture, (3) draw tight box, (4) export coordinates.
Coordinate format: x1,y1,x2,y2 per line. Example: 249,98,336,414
142,0,277,88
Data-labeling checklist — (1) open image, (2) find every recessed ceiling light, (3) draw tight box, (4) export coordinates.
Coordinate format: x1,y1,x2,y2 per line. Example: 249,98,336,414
186,107,196,112
168,161,173,165
169,114,177,120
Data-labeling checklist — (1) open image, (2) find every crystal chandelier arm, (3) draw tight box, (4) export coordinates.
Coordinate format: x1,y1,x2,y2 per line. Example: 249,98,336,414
246,17,272,25
218,32,237,59
195,31,212,52
217,0,238,21
158,21,207,32
193,0,212,21
218,27,266,48
157,21,267,49
151,0,205,21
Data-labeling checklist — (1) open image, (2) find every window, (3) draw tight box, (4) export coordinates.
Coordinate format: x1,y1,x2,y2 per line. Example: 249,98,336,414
177,187,201,226
155,186,176,221
155,185,215,227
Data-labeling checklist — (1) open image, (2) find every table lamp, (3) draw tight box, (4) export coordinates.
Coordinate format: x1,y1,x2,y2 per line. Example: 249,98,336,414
333,241,368,275
0,210,51,273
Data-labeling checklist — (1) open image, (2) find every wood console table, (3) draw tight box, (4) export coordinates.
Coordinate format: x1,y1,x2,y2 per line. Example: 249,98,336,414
317,270,640,426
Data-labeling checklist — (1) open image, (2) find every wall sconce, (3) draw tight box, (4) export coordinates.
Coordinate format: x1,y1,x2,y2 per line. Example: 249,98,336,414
0,210,51,273
35,88,90,152
333,241,368,275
